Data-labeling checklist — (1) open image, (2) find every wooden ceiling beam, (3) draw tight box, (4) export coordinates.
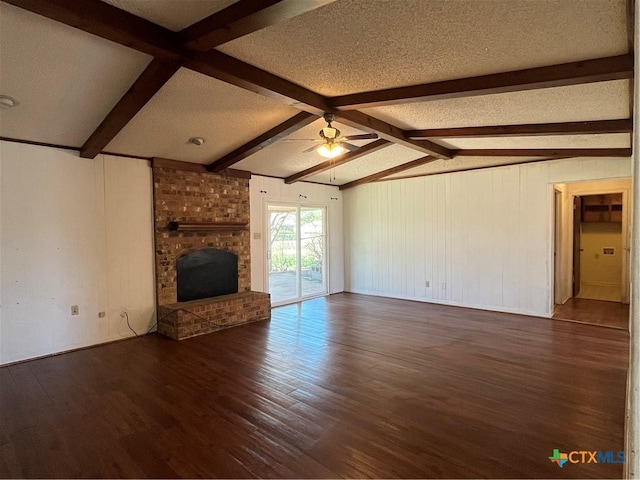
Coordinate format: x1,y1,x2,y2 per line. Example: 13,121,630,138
331,54,634,110
335,111,453,159
180,0,335,51
182,53,456,159
284,139,392,184
207,112,318,172
339,156,438,190
80,59,181,159
21,0,627,170
183,50,331,115
3,0,182,60
2,0,449,161
374,157,576,182
6,0,186,160
406,119,633,139
6,0,333,113
454,148,632,157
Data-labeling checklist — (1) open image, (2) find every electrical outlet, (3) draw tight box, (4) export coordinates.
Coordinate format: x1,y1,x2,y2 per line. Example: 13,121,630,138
71,305,79,315
98,311,106,318
441,282,446,290
120,310,127,318
253,232,261,240
425,281,430,288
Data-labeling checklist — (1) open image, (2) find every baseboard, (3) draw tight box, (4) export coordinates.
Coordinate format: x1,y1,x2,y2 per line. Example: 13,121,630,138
0,332,156,368
344,289,550,318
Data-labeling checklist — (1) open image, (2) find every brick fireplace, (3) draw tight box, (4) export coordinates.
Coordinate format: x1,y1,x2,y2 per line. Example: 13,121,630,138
152,159,270,340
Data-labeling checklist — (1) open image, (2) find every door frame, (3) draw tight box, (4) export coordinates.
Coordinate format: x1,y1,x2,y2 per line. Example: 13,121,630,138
553,188,563,304
572,195,582,298
550,181,631,314
263,199,330,306
571,187,630,304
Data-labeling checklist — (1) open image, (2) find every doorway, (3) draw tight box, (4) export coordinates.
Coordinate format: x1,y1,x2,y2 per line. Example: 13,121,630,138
552,179,631,329
266,203,327,305
574,193,624,302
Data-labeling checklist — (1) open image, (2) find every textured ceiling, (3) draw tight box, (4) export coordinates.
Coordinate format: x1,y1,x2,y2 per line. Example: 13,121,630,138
363,81,631,130
381,156,550,181
436,133,631,150
306,144,426,185
0,0,633,186
99,0,236,31
219,0,627,96
0,2,151,147
105,68,300,163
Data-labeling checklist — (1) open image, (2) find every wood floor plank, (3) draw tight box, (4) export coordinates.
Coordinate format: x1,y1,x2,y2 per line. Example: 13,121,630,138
0,293,628,478
554,297,629,329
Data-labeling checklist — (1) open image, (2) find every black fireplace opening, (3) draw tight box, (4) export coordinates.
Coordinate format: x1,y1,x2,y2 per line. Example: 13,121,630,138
177,248,238,302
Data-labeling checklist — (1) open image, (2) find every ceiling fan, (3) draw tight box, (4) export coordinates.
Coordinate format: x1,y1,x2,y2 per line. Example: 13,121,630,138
288,113,378,158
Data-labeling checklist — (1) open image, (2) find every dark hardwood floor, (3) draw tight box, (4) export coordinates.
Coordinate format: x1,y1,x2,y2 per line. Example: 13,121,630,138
0,293,629,478
554,297,629,329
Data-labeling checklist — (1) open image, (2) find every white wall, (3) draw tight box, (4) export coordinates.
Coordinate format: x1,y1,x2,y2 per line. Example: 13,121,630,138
0,142,155,365
344,157,632,318
580,222,623,286
249,175,344,295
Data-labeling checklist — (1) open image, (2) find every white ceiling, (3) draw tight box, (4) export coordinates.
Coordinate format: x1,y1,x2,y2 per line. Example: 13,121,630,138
100,0,237,31
105,68,300,163
0,2,151,146
363,81,631,130
0,0,632,187
219,0,627,96
435,133,631,150
306,144,426,185
382,156,551,180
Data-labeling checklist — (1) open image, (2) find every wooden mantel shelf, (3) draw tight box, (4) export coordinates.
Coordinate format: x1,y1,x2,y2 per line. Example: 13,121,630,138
168,221,248,232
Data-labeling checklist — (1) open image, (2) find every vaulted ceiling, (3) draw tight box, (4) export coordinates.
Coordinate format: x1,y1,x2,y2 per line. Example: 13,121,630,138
0,0,633,189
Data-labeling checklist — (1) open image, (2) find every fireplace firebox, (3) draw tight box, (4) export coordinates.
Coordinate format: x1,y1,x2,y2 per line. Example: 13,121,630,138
177,248,238,302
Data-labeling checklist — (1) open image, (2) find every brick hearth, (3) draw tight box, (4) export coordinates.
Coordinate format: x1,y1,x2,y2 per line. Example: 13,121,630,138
152,159,270,340
157,291,270,340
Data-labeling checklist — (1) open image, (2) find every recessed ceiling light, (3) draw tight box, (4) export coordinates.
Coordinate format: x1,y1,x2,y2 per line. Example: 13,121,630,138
0,95,18,109
189,137,205,146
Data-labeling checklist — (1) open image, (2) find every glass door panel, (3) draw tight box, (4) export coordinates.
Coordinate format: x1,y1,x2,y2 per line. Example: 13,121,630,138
300,207,326,298
267,205,298,303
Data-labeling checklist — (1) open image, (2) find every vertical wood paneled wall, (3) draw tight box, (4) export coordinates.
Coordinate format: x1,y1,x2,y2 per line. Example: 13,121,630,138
0,142,155,364
344,157,632,317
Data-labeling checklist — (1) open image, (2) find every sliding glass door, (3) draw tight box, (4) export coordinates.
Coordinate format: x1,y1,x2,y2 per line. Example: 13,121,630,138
267,204,327,305
267,205,299,303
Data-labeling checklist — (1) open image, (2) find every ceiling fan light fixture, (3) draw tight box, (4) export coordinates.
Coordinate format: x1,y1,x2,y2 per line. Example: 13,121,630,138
322,126,339,139
317,143,346,158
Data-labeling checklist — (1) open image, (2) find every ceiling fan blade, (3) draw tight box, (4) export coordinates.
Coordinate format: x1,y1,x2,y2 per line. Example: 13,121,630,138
341,142,360,152
302,145,318,153
343,133,379,141
280,138,322,142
